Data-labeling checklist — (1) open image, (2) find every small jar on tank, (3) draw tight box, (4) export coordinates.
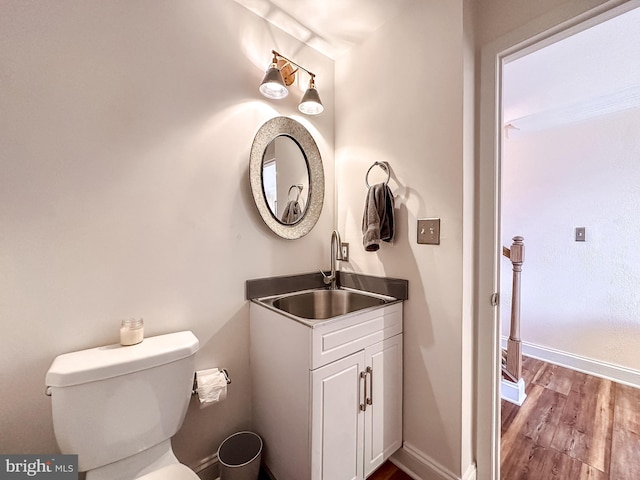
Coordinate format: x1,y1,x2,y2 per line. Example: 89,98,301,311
120,318,144,346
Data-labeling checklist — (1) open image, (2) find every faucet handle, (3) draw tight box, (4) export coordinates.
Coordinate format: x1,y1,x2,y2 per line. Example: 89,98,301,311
320,270,332,285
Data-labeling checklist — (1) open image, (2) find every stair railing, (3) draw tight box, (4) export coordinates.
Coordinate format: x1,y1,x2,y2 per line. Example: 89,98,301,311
502,236,524,382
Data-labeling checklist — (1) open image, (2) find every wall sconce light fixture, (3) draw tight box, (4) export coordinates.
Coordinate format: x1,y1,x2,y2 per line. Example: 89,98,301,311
259,50,324,115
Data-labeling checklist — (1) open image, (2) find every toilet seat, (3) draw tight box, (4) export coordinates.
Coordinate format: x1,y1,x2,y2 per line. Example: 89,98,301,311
136,463,199,479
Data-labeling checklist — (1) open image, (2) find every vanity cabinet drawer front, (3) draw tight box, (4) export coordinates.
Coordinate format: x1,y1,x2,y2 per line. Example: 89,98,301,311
311,303,402,369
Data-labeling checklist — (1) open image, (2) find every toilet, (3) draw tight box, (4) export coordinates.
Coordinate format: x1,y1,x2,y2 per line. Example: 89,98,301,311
45,331,200,480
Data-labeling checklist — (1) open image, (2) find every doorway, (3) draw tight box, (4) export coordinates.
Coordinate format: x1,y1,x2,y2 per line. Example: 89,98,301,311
498,5,640,477
476,1,640,479
500,3,640,389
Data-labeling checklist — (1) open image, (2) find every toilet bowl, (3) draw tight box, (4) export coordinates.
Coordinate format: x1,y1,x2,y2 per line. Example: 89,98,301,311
45,331,200,479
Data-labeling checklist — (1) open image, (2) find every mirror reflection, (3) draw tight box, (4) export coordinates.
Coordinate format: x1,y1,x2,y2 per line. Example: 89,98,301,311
249,116,324,239
262,135,310,225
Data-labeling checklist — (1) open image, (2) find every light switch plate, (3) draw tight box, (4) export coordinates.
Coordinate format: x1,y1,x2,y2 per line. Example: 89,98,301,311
417,218,440,245
575,227,586,242
341,243,349,262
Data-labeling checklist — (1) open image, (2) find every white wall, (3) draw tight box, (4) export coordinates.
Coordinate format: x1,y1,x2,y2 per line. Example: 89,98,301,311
501,108,640,371
0,0,334,468
335,1,475,477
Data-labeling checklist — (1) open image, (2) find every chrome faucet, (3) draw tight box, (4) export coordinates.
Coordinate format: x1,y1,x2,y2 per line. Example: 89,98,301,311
322,230,343,290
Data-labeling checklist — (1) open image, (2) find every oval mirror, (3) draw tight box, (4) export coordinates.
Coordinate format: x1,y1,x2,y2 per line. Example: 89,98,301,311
250,117,324,239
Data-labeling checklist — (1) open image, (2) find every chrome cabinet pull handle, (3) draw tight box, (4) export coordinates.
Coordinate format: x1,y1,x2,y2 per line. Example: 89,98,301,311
366,366,373,406
360,370,368,412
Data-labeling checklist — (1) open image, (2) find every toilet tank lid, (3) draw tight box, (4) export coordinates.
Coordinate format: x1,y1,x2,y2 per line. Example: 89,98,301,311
46,331,199,388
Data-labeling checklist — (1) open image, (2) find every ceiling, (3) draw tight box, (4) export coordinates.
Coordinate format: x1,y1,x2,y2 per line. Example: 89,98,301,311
232,0,413,59
503,6,640,133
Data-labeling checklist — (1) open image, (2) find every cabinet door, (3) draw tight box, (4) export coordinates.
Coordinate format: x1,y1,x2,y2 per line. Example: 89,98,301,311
363,334,403,477
311,351,365,480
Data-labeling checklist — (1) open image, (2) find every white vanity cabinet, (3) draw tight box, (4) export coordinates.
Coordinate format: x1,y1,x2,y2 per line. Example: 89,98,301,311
311,333,403,479
250,300,403,480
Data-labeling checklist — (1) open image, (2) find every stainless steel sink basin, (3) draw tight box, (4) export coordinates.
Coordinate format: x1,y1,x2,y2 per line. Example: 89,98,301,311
267,289,391,320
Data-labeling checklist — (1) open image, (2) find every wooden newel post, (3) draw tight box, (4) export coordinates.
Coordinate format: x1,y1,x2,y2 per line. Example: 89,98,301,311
507,236,524,380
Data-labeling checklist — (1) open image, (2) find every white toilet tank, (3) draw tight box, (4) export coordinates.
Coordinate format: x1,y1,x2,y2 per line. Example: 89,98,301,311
45,331,199,473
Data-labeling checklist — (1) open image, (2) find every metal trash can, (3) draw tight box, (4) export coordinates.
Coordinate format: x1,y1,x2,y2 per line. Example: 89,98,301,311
218,431,263,480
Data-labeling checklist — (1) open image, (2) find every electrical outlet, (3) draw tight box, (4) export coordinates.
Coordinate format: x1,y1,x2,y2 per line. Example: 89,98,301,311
341,243,349,262
417,218,440,245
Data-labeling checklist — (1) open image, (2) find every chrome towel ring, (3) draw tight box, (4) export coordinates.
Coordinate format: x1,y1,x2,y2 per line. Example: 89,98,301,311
365,161,391,188
288,184,303,201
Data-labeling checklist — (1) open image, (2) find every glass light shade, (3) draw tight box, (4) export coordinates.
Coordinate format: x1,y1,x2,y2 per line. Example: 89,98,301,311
298,86,324,115
259,64,289,99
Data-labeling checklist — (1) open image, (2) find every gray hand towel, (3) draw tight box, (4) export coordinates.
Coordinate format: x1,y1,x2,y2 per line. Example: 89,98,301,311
362,183,395,251
281,200,302,223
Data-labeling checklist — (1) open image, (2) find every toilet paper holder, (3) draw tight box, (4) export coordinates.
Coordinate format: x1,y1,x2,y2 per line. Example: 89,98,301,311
192,368,231,395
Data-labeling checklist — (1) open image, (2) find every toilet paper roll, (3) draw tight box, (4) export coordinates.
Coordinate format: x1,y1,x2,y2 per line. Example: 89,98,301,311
196,368,228,408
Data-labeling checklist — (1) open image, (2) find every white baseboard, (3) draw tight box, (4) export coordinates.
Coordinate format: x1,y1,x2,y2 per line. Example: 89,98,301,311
192,452,219,480
196,443,479,480
391,443,476,480
501,337,640,388
193,452,275,480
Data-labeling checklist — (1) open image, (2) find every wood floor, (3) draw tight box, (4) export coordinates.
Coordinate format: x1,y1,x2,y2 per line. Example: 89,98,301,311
367,460,413,480
501,356,640,479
